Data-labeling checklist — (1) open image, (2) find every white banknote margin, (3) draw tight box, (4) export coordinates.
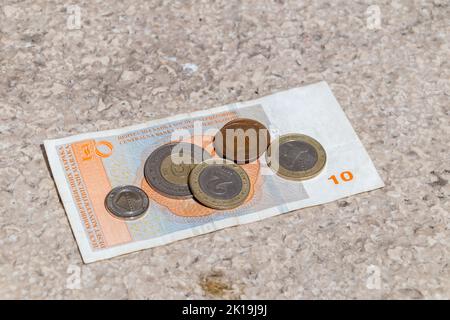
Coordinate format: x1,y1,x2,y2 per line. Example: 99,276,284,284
44,81,384,263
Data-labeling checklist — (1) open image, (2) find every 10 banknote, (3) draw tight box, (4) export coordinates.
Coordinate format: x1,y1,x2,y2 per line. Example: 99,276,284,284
44,82,384,263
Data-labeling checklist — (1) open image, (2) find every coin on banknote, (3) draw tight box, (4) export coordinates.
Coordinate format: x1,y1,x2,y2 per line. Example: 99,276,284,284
213,118,271,164
144,142,209,199
266,134,326,181
105,185,149,220
188,159,250,210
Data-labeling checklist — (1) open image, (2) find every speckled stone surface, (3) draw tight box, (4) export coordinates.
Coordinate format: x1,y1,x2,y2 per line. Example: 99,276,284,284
0,0,449,299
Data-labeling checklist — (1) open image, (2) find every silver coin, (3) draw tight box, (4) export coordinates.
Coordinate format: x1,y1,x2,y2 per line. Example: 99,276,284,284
278,140,318,172
144,142,209,199
105,185,149,220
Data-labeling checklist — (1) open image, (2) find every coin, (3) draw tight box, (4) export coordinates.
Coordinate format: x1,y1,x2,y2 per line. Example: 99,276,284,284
214,118,271,164
188,159,250,210
144,142,209,199
105,185,149,220
266,134,326,181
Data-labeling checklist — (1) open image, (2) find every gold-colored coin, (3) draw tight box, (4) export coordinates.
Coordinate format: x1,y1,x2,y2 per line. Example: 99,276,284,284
213,118,270,164
188,159,250,210
266,134,326,181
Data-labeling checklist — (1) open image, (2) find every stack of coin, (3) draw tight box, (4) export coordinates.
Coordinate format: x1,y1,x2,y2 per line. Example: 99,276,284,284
144,142,210,199
213,118,270,164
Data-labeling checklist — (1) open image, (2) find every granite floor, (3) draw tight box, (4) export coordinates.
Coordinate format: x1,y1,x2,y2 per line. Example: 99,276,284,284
0,0,449,299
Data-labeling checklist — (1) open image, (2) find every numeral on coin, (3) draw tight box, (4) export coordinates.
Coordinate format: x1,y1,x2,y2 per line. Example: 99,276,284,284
328,171,354,184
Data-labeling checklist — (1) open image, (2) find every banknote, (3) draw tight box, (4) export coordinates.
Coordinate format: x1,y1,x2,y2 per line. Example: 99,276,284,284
44,81,384,263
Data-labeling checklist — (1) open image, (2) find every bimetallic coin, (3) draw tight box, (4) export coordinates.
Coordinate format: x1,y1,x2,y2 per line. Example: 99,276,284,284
214,118,270,164
159,155,195,186
266,134,326,181
105,185,149,220
144,142,209,199
189,159,250,210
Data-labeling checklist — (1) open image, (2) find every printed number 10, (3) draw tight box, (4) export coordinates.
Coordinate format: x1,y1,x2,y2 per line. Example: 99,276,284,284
329,171,354,184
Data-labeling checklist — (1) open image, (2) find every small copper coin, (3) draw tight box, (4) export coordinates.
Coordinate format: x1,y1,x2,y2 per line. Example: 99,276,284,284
213,118,270,164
